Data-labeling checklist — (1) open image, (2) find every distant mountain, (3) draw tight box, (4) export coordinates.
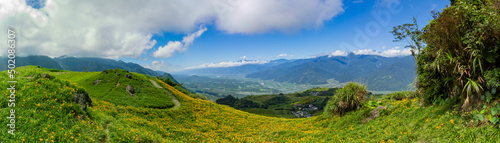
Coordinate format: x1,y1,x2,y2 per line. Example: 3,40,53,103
247,54,416,91
0,55,63,70
177,53,416,91
176,59,292,75
160,73,178,83
0,55,172,78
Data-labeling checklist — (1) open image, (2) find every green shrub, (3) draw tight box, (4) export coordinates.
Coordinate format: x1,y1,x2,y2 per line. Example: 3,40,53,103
395,0,500,107
384,91,416,100
324,82,367,117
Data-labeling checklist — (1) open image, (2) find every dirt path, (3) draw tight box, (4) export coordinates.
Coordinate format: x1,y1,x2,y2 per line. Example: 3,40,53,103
150,79,181,109
101,122,112,143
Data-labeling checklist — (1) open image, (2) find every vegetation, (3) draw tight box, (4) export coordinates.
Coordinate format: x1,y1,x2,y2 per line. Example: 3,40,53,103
384,91,417,100
215,88,337,118
324,82,368,117
1,66,500,142
174,75,280,100
57,68,175,109
388,0,500,129
391,0,500,111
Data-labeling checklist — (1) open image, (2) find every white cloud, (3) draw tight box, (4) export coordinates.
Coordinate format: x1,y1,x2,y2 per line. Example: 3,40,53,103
213,0,344,34
182,25,208,47
144,60,169,71
329,50,348,57
353,47,411,57
277,53,288,57
240,56,247,60
153,26,207,58
153,41,183,58
0,0,344,58
186,60,269,69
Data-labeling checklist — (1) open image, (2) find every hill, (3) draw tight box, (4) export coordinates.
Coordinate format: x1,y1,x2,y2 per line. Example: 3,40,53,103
216,87,340,118
0,55,167,77
1,66,498,142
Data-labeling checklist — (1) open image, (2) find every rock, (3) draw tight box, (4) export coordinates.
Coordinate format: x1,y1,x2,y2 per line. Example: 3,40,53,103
41,73,51,79
73,92,93,111
125,74,132,79
37,66,41,68
93,80,102,85
102,70,108,74
107,79,110,82
126,85,135,97
362,106,386,123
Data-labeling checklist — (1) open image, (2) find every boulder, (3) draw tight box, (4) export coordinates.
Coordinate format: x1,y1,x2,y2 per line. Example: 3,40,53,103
41,73,51,79
362,106,386,123
73,92,93,111
102,70,108,74
126,85,135,97
125,74,132,79
93,80,102,85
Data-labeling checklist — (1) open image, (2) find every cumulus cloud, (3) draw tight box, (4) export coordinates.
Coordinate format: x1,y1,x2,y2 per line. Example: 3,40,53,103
186,60,269,69
144,60,169,71
353,47,411,57
0,0,344,58
153,26,207,58
213,0,344,34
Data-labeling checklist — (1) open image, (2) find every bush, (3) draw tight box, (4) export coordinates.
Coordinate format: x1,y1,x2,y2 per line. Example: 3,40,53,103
324,82,368,117
383,91,416,100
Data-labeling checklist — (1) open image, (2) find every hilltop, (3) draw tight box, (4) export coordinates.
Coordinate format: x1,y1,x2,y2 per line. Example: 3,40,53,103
1,66,498,142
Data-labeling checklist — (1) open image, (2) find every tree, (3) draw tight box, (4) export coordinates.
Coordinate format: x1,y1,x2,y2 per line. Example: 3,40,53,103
398,0,500,109
391,17,424,60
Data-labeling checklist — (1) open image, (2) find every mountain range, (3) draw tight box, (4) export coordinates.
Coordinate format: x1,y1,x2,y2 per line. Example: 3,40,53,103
178,53,417,91
0,55,174,80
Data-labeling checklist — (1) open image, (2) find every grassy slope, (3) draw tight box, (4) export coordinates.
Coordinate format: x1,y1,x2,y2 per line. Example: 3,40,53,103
1,66,499,142
56,69,174,109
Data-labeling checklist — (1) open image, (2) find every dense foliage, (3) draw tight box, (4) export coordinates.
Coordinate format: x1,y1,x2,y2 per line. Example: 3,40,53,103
324,82,368,117
393,0,500,110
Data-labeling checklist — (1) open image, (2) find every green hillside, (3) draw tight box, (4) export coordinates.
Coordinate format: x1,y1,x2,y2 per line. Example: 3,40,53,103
1,66,499,142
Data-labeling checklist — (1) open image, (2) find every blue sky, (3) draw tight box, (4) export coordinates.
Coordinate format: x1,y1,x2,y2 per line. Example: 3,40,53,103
0,0,450,72
141,0,450,72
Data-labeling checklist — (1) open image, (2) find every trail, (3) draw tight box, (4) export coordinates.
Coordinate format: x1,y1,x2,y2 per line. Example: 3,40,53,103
101,122,112,143
150,79,181,109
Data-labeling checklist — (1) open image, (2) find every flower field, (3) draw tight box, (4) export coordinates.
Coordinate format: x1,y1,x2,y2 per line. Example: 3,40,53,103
1,66,499,142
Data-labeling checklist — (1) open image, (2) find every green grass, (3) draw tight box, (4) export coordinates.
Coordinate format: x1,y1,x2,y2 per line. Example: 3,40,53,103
1,66,499,142
56,68,174,109
243,108,296,118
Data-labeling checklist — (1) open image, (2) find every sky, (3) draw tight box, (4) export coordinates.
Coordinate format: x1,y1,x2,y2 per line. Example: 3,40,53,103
0,0,450,72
